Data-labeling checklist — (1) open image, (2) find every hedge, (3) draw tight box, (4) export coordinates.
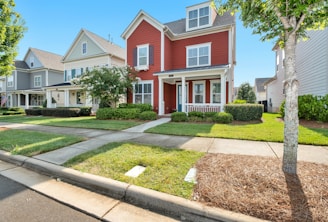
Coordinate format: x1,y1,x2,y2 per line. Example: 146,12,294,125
212,112,233,124
139,111,157,120
96,108,140,120
2,107,25,115
171,112,188,122
41,108,80,117
224,104,263,121
119,103,153,112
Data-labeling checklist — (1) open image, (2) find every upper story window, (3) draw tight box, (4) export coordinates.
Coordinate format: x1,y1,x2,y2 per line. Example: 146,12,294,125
133,44,154,71
187,5,210,31
34,76,42,87
186,43,211,68
82,42,87,55
0,81,3,91
7,75,13,87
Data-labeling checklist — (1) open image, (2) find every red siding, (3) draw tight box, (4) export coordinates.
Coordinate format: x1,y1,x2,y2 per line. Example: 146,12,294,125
171,31,229,69
127,20,162,110
164,36,173,70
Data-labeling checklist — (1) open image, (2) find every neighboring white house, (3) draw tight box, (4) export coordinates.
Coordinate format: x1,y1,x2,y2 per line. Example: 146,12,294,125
45,29,125,111
265,27,328,113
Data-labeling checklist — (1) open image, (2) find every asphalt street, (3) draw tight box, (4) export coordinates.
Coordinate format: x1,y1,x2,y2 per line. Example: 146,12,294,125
0,175,101,222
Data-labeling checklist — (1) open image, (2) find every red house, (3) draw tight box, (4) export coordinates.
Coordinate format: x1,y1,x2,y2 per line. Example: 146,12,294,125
121,1,236,115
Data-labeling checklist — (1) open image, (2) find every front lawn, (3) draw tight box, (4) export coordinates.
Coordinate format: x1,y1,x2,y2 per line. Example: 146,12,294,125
64,142,204,199
0,115,142,130
0,128,84,156
146,113,328,146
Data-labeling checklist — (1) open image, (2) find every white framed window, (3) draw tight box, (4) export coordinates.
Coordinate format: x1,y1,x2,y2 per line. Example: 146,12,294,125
137,44,149,70
210,80,221,104
7,75,13,87
187,5,210,31
186,43,211,67
133,81,153,105
34,76,42,87
0,81,3,91
193,81,205,104
82,42,87,54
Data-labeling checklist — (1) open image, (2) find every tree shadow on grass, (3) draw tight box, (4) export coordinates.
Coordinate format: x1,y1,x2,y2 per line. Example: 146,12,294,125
284,172,313,221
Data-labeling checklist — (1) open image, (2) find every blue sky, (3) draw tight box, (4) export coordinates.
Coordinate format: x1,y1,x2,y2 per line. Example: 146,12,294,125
14,0,275,87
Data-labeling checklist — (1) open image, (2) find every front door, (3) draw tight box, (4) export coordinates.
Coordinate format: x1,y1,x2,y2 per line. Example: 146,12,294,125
177,84,188,112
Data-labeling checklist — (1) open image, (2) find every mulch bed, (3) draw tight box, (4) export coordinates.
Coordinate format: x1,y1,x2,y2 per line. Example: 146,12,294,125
194,154,328,221
0,127,9,131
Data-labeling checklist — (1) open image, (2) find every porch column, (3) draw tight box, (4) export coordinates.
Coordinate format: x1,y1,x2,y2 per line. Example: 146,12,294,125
46,90,52,108
158,77,164,115
220,74,226,112
24,93,29,109
181,76,186,112
64,89,69,107
17,93,21,107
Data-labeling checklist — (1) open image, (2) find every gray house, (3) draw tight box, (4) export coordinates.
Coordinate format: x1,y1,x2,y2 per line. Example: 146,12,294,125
2,48,64,108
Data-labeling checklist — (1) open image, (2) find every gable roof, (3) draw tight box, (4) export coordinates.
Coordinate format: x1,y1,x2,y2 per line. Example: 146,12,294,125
255,78,271,92
121,6,235,41
165,11,235,35
23,48,64,71
14,60,29,69
121,10,165,40
63,29,125,61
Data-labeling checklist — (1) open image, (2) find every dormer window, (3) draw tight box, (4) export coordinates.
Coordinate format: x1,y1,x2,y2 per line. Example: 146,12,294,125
187,4,211,31
82,42,87,54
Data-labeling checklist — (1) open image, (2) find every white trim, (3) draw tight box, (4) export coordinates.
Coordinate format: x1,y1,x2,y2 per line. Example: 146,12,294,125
136,44,149,71
186,3,212,32
133,80,154,106
161,30,165,71
82,41,87,55
7,74,13,87
34,75,42,87
210,79,221,104
186,42,211,68
192,80,206,104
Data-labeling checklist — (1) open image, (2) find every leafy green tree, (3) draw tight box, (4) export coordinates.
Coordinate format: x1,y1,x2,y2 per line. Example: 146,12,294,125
212,0,328,174
237,82,256,103
72,66,137,108
0,0,26,76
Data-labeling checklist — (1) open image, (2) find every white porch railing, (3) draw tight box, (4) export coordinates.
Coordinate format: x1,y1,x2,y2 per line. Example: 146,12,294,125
186,103,221,113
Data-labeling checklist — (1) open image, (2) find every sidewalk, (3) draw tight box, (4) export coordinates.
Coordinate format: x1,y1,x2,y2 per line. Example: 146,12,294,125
0,120,327,221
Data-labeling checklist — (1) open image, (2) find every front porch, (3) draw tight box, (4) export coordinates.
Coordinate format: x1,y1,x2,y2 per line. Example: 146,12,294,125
155,65,231,115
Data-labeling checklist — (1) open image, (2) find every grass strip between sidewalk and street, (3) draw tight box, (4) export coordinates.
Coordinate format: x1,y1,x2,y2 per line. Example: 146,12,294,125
0,128,84,156
0,115,142,131
64,142,205,199
145,113,328,146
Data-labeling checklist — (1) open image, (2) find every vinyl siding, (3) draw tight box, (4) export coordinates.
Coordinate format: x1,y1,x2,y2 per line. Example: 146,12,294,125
66,34,104,61
25,51,42,68
296,28,328,96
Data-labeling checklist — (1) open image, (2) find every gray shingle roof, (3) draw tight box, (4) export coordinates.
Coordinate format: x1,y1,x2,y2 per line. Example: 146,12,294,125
165,11,235,35
30,48,64,71
14,60,29,69
83,29,125,60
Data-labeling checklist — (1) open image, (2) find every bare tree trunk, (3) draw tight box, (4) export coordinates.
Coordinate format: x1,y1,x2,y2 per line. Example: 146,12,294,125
282,32,299,174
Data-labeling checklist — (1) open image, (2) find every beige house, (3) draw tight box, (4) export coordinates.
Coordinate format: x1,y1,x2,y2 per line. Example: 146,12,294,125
45,29,125,111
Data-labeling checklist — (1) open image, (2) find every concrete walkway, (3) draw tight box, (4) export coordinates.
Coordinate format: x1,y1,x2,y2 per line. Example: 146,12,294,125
0,119,328,221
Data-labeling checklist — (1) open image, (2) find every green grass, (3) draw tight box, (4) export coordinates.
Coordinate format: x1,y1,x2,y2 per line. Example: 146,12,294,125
0,115,142,130
64,142,205,199
0,129,84,156
146,113,328,146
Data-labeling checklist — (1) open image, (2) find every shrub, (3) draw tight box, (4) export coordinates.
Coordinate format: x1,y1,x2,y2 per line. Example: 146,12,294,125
204,112,217,118
25,108,42,116
188,111,204,118
119,103,153,112
2,107,25,115
79,107,92,116
224,104,263,121
41,108,80,117
96,108,140,120
139,111,157,120
212,112,233,124
171,112,188,122
233,99,247,104
280,94,328,122
42,97,57,108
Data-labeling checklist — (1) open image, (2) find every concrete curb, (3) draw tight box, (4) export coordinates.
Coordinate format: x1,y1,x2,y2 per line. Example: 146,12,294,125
0,152,267,222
